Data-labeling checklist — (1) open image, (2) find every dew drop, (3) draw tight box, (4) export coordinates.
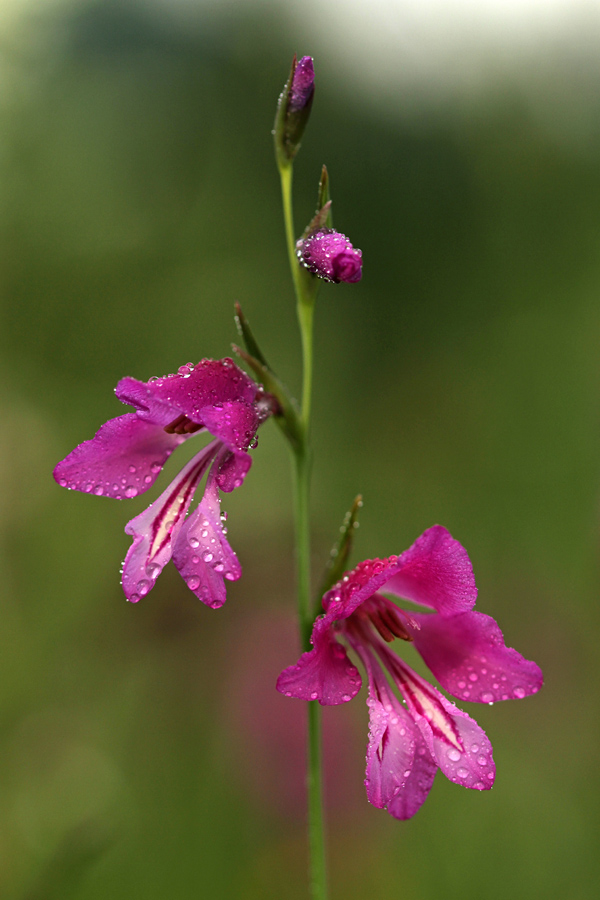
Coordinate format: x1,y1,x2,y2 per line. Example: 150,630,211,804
189,536,200,548
341,694,351,702
84,483,93,492
94,486,104,496
310,692,318,700
125,486,137,498
469,673,478,682
457,680,466,689
151,462,162,474
457,767,469,779
481,692,494,703
59,479,67,487
477,755,487,766
447,748,461,762
128,465,137,474
147,564,160,580
203,552,213,563
129,593,140,603
144,475,152,484
137,579,150,596
187,576,200,591
471,743,479,753
513,686,526,699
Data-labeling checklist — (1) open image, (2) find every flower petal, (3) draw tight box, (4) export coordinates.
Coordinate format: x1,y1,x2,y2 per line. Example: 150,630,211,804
276,619,362,705
116,359,260,451
386,737,438,821
172,452,242,608
121,441,220,602
409,610,543,703
380,645,495,791
348,637,417,810
321,526,476,625
214,449,252,493
383,525,477,615
53,414,185,499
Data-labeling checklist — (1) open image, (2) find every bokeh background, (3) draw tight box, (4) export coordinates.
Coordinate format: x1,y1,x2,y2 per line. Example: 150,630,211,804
1,0,599,897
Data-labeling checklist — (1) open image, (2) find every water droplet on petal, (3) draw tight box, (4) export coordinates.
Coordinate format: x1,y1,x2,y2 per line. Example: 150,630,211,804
457,766,469,779
513,686,526,699
481,692,494,703
129,593,140,603
189,536,200,548
125,486,137,498
94,486,104,496
129,465,137,474
187,576,200,591
477,755,488,766
203,552,213,563
137,579,150,596
447,748,461,762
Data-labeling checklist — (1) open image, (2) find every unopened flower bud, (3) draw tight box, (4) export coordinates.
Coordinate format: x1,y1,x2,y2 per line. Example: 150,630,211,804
296,228,362,284
274,55,315,165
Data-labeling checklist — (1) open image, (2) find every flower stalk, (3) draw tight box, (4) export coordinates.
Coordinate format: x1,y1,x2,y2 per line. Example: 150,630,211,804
277,90,327,897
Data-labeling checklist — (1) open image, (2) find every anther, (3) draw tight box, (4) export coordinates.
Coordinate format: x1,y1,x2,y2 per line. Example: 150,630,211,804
369,605,413,643
164,414,204,435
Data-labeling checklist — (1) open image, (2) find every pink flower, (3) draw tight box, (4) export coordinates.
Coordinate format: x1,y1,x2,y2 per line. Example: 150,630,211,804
54,358,272,607
296,229,362,283
277,526,543,819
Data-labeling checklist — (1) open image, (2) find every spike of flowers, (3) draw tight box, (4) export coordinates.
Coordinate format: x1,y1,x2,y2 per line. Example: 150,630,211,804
296,228,362,283
277,525,543,819
54,358,273,606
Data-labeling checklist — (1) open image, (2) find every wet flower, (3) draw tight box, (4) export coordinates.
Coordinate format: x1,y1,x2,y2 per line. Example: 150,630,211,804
296,228,362,283
277,526,543,819
54,358,272,607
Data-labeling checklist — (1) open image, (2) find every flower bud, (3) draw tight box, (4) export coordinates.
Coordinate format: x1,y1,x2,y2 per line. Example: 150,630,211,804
296,228,362,284
274,55,315,165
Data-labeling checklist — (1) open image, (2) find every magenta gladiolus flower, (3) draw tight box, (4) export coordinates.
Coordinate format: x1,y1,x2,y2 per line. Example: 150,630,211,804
277,526,543,819
54,358,272,607
296,228,362,283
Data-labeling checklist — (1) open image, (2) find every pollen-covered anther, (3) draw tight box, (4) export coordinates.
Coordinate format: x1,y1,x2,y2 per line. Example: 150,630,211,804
369,606,413,643
164,414,204,435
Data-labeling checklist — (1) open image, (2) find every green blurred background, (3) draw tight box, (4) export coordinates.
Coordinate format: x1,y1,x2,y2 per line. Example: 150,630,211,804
1,0,599,897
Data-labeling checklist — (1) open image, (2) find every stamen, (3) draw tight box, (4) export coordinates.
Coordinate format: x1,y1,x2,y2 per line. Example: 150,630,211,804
164,414,204,435
368,605,413,643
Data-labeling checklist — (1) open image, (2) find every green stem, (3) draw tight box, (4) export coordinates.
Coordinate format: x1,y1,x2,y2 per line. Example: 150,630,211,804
279,160,327,900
